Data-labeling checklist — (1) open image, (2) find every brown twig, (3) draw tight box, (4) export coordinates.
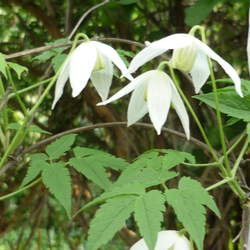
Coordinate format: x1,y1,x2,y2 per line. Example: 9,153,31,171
68,0,111,40
0,121,212,176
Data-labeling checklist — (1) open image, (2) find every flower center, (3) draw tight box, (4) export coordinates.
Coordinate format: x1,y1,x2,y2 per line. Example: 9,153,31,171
93,49,105,72
170,42,197,73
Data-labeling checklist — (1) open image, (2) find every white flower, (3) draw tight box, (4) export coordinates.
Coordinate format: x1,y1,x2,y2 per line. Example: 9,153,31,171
130,230,191,250
247,7,250,74
51,41,133,109
98,70,190,139
128,33,243,97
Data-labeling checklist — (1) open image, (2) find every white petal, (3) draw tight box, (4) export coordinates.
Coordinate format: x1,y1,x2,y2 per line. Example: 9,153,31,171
51,56,70,109
127,82,148,126
169,80,190,139
130,230,191,250
92,41,133,80
128,34,193,73
147,71,172,135
97,70,155,106
247,7,250,74
190,50,210,93
69,42,97,97
194,37,243,97
90,55,113,101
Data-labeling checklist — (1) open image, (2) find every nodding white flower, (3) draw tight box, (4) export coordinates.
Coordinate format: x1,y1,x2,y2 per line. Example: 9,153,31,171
51,41,133,109
130,230,191,250
128,33,243,97
98,70,190,139
247,7,250,74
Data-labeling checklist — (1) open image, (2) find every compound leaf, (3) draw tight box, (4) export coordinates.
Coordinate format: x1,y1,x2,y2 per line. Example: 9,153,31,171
134,190,165,250
42,162,71,217
86,195,136,250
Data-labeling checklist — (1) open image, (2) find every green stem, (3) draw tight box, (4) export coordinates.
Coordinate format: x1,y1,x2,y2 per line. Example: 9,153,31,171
232,136,249,178
199,27,231,172
226,132,246,156
206,177,233,191
0,177,41,201
183,161,220,167
8,78,52,100
0,77,9,130
6,67,27,114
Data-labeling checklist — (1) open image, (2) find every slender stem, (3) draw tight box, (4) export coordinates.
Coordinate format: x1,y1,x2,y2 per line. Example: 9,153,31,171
0,77,8,130
183,161,220,167
206,177,233,191
227,132,246,156
8,78,52,99
200,27,231,172
0,177,41,201
232,136,249,178
6,67,27,114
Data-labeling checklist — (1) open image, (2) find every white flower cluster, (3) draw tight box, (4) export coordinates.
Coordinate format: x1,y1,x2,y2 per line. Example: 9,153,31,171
52,32,242,138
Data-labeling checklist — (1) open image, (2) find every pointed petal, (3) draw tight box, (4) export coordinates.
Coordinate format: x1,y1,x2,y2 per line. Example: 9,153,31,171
147,71,172,135
51,57,70,109
97,70,155,106
130,230,191,250
90,55,113,101
169,80,190,139
190,50,210,93
69,42,97,97
128,34,193,73
92,41,133,80
194,37,243,97
247,7,250,74
127,82,148,126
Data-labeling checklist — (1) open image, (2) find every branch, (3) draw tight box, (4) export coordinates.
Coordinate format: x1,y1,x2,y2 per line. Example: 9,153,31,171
68,0,111,40
0,121,212,176
5,38,144,60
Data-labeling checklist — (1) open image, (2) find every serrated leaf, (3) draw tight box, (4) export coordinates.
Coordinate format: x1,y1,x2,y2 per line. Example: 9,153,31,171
194,87,250,122
8,62,28,79
86,196,136,250
0,53,7,78
76,183,145,213
115,161,178,188
22,153,49,186
33,50,55,62
69,157,111,190
52,53,67,72
73,147,128,171
134,190,165,250
42,162,71,217
166,188,205,250
179,177,220,217
45,134,76,160
7,122,21,130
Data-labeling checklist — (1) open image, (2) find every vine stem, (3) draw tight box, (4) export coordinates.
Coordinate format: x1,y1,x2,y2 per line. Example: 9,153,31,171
0,177,41,201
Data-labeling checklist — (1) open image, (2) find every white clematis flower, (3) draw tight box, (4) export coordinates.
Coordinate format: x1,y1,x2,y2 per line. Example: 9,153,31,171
98,70,190,139
128,33,243,97
51,41,133,109
130,230,191,250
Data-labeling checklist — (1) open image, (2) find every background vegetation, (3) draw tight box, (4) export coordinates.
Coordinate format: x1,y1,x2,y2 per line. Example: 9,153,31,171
0,0,250,249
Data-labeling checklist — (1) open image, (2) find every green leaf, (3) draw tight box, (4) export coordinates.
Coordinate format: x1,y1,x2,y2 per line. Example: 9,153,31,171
77,183,145,213
22,153,49,186
0,53,7,78
165,177,220,250
28,125,51,135
179,177,220,217
134,190,165,250
86,196,136,250
7,122,21,130
45,134,76,160
52,53,67,72
73,147,128,171
42,162,71,217
185,0,222,26
69,157,112,190
247,123,250,141
194,86,250,122
7,62,28,79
